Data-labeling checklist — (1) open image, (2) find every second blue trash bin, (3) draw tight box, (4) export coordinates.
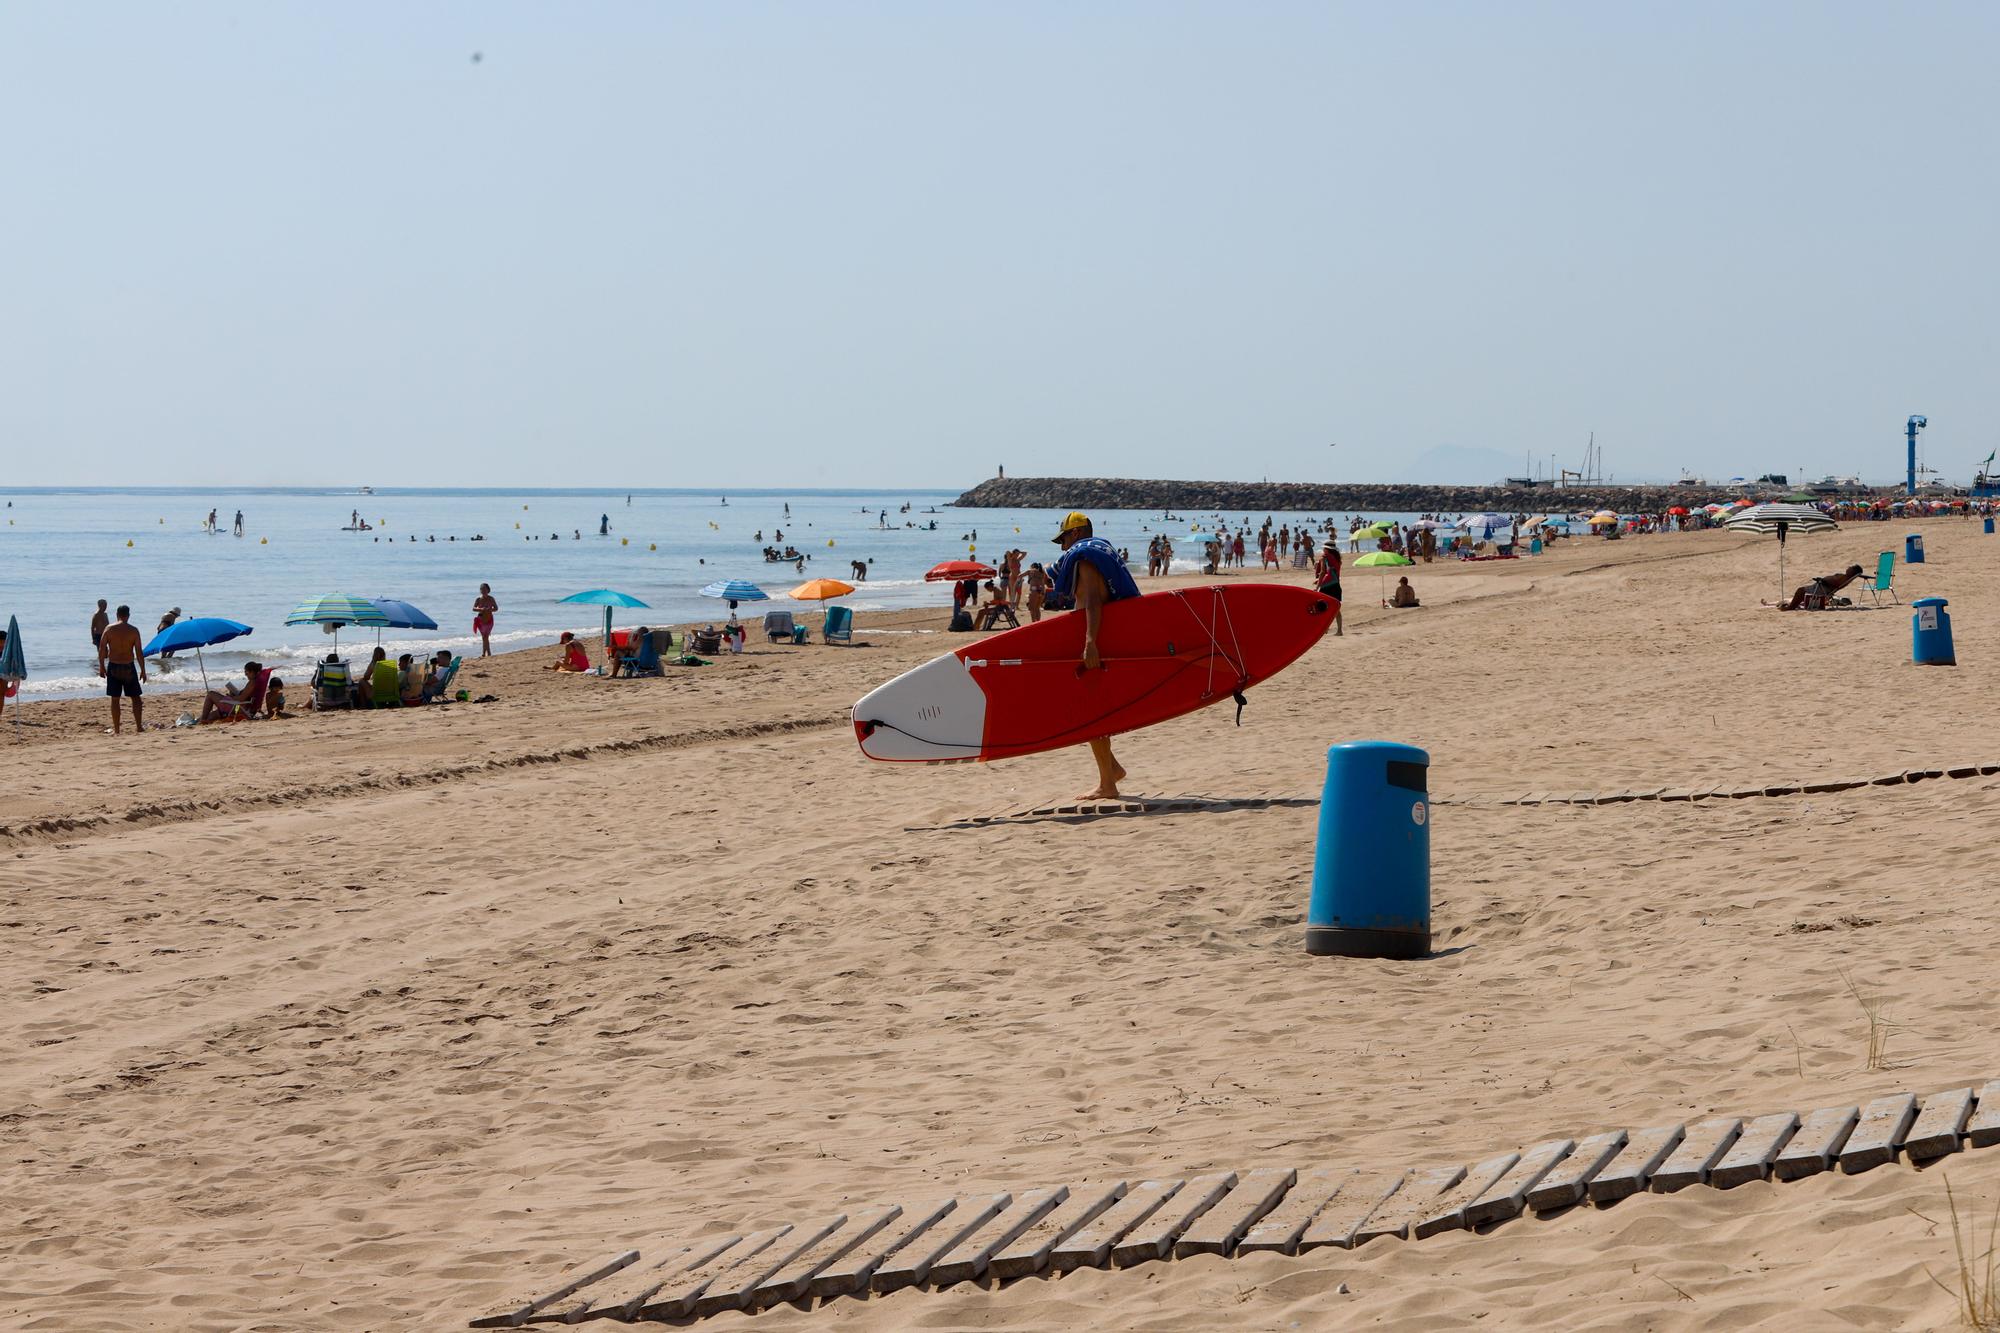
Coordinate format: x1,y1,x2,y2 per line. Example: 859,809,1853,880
1913,597,1955,666
1907,532,1926,564
1306,741,1431,959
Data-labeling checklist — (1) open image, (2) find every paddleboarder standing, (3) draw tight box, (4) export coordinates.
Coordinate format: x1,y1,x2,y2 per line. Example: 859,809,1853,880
1050,511,1140,799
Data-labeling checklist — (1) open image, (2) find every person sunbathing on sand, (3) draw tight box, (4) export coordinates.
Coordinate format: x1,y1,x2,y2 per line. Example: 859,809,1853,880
548,632,590,672
1778,564,1865,610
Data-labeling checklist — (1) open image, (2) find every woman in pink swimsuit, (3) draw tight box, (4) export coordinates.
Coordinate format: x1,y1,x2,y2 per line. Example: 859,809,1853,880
473,583,497,657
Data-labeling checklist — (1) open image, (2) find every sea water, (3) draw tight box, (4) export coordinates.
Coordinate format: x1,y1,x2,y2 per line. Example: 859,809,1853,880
0,487,1433,700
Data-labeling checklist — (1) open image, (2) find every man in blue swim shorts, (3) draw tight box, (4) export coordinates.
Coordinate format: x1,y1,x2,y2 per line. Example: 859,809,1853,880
1049,511,1140,799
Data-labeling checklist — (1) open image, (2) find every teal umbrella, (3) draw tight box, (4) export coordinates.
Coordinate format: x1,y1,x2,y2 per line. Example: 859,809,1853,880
561,588,651,648
286,592,390,653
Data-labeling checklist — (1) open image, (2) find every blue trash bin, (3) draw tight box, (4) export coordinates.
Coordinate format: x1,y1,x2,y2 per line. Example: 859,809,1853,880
1913,597,1955,666
1906,533,1926,564
1529,537,1544,555
1985,518,1994,535
1306,741,1430,958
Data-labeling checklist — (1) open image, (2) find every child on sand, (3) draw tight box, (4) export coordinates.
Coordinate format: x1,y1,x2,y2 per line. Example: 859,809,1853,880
265,677,289,718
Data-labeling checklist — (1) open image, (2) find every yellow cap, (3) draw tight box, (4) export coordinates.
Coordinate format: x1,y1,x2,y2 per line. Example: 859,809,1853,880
1053,511,1091,544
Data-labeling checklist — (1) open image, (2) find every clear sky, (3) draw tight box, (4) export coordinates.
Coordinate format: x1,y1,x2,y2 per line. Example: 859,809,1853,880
3,2,1994,489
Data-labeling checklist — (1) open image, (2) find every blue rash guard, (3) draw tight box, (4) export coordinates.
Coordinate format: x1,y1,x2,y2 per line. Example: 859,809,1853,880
1046,536,1140,611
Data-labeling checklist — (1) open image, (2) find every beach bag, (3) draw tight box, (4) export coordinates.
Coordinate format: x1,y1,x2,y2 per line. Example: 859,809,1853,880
949,610,974,632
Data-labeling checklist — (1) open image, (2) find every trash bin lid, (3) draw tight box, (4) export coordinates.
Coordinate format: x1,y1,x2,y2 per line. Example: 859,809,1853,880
1913,596,1948,608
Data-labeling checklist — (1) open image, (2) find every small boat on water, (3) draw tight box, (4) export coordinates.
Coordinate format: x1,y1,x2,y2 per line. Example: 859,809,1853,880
358,485,375,496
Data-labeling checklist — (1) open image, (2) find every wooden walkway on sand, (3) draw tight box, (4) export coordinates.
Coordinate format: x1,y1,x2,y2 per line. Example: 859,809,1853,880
471,1079,2000,1327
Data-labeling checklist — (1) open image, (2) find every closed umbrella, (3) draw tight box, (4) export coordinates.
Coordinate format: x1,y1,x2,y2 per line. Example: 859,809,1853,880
1724,503,1837,601
0,614,24,716
142,616,253,693
700,579,768,613
286,593,390,654
560,588,651,649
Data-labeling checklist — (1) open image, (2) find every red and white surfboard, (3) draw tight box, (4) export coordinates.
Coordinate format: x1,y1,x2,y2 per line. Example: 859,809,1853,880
853,583,1336,762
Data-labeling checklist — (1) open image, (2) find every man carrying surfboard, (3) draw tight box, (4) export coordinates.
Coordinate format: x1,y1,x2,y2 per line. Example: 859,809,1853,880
1049,511,1141,799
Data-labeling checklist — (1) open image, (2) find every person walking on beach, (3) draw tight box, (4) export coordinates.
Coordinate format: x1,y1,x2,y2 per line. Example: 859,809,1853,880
1314,537,1345,637
97,605,146,735
473,584,498,657
90,599,109,651
1049,511,1140,799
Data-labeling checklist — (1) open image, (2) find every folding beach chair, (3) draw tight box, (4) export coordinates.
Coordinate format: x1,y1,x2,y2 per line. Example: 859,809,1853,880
763,610,795,642
211,667,271,721
311,659,353,710
822,605,854,645
1867,550,1897,606
624,630,664,678
423,655,463,701
977,601,1020,631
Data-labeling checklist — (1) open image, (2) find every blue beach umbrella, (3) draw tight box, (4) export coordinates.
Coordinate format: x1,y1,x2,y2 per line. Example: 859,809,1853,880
1,614,24,712
366,597,438,648
286,592,390,654
368,598,438,630
142,616,253,692
700,579,769,612
560,588,651,648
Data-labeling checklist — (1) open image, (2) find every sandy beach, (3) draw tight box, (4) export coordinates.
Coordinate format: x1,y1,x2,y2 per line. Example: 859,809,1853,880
8,520,2000,1331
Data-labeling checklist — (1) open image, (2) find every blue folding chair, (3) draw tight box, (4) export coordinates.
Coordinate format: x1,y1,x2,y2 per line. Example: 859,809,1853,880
822,605,853,645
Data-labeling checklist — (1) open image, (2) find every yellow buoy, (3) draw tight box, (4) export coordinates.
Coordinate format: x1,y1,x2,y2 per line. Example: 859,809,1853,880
1014,527,1020,533
260,537,267,544
827,539,835,547
648,543,656,551
620,537,628,546
126,538,133,546
514,522,521,529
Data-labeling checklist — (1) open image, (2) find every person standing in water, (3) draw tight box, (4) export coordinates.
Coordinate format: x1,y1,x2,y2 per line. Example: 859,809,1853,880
232,509,244,537
473,584,498,657
1047,511,1140,798
599,514,609,536
97,605,147,734
155,607,181,663
90,599,109,652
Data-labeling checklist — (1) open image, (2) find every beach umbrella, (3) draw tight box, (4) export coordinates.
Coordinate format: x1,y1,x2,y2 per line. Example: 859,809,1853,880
1667,506,1690,516
788,578,855,601
925,560,995,582
699,579,768,613
1458,511,1509,534
142,615,252,692
366,597,438,646
1352,550,1415,604
367,598,437,630
1724,503,1838,602
0,614,23,714
1406,518,1449,530
286,592,389,653
561,587,651,648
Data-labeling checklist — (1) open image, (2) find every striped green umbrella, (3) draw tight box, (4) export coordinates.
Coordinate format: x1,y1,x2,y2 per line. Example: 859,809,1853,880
285,592,390,653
